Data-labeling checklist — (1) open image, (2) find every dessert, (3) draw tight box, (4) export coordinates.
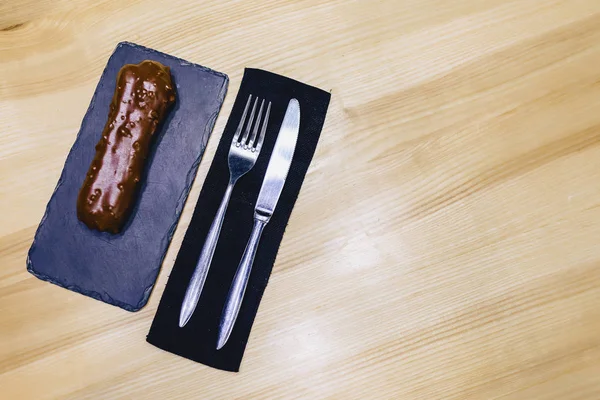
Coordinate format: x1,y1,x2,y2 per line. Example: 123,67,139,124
77,60,176,233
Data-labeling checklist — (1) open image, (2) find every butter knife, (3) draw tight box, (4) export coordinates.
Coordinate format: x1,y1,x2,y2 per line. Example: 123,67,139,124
216,98,300,350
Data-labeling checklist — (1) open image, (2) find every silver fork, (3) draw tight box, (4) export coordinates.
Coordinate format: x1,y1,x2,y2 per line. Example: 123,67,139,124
179,95,271,328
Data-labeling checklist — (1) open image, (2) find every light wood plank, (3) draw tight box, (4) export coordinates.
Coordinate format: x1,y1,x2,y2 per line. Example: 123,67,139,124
2,0,600,398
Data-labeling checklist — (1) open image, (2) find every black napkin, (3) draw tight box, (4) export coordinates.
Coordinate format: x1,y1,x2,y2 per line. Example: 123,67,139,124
147,69,330,371
27,42,228,311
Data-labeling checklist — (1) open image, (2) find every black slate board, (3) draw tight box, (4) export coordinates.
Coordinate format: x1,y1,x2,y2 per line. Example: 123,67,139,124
27,42,228,312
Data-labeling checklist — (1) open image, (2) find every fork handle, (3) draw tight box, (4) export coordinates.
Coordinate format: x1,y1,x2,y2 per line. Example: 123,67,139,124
179,181,235,328
217,217,267,349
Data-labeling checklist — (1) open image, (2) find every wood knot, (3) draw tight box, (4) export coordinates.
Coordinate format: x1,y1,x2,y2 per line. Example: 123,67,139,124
1,23,26,32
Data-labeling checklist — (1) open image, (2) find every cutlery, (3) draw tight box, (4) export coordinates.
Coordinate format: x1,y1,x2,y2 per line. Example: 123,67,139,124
179,95,271,328
216,98,300,349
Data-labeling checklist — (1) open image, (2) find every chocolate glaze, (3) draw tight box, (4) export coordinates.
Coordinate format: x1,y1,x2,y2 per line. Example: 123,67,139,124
77,60,176,233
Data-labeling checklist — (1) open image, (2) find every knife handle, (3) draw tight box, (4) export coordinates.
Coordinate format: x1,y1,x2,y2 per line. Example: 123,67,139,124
217,217,267,349
179,182,235,328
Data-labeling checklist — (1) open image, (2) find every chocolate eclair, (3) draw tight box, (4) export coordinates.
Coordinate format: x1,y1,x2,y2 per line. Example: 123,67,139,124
77,60,176,233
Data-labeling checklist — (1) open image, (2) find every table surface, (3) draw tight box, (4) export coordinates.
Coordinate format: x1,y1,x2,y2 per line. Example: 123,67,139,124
2,1,600,398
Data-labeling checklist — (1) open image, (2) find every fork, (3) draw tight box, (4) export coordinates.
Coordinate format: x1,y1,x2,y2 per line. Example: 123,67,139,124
179,94,271,328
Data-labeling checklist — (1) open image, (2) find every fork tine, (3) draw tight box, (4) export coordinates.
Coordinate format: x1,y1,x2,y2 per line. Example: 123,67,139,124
233,95,252,143
255,101,271,152
241,97,259,145
248,99,265,148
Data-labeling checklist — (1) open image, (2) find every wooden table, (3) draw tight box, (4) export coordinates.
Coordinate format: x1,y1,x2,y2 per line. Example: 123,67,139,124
2,1,600,398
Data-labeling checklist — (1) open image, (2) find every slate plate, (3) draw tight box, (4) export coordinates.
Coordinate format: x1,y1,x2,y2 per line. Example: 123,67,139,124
27,42,228,311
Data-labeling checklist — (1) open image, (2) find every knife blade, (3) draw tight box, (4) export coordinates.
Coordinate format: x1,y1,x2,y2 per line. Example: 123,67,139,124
254,98,300,218
217,98,300,349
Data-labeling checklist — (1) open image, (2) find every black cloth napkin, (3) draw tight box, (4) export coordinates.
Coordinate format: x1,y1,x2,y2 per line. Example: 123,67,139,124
146,68,331,371
27,42,228,311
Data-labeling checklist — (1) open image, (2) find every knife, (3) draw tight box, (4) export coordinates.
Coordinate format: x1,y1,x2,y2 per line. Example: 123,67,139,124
216,98,300,350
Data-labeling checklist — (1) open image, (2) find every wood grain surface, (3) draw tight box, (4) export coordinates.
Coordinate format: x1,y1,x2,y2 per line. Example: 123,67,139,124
2,0,600,398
